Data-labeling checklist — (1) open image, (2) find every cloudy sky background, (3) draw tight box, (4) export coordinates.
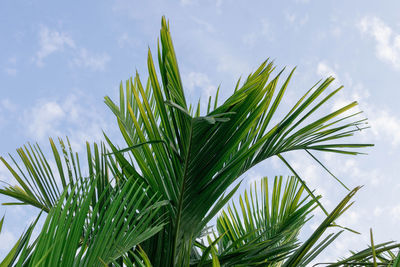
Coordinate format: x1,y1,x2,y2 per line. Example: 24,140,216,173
1,0,400,262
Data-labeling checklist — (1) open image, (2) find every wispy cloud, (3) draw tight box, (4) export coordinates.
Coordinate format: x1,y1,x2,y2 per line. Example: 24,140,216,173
369,110,400,146
183,71,218,111
358,16,400,70
1,99,16,112
316,61,400,148
294,0,310,3
34,26,110,71
117,33,142,48
22,92,108,152
25,100,65,139
0,99,16,128
180,0,222,7
180,0,195,6
284,11,309,27
0,230,16,251
4,57,18,76
72,48,110,71
316,61,341,87
191,16,216,33
242,18,272,47
35,26,75,66
4,68,17,76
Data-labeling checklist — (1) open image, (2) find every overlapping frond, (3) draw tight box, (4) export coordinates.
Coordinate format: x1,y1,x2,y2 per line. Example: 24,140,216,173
0,214,39,267
326,232,400,267
0,138,117,213
0,16,382,267
192,176,316,266
194,178,398,267
104,16,371,266
12,177,166,267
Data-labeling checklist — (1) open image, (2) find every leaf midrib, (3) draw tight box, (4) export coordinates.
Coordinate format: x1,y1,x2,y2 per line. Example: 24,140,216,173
171,117,194,266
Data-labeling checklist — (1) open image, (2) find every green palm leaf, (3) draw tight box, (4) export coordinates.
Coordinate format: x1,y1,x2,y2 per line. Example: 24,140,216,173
324,238,400,266
0,16,381,267
104,16,371,266
193,176,316,266
0,138,125,216
15,177,166,267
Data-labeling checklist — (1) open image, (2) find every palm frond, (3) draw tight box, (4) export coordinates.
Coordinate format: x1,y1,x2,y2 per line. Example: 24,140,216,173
193,176,316,266
322,240,400,266
0,16,378,267
0,139,115,213
16,176,166,267
0,213,40,267
283,186,361,266
104,16,371,266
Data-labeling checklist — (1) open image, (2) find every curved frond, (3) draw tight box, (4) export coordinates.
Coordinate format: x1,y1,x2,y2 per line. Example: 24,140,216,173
0,214,39,267
283,186,360,266
0,16,380,267
16,177,166,267
104,16,371,266
0,139,116,213
324,238,400,266
193,176,316,266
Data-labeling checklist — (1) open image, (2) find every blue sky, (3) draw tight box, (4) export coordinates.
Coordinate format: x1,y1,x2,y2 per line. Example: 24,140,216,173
1,0,400,262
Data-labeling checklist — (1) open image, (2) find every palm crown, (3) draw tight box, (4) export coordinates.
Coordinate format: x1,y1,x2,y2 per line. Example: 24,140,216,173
0,16,399,266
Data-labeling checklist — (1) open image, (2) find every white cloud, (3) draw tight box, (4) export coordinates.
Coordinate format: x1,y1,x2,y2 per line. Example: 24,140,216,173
284,151,331,202
316,62,400,147
329,15,345,39
318,63,400,147
242,18,272,47
118,33,130,47
180,0,195,6
0,99,17,129
215,0,223,7
34,26,110,71
72,48,110,71
285,13,296,24
373,206,383,217
26,101,65,140
0,162,12,184
390,205,400,220
331,26,342,37
284,12,309,26
8,57,17,65
242,33,257,47
35,26,75,66
4,57,18,76
183,71,217,106
4,68,17,76
337,210,360,226
22,92,107,152
369,110,400,146
0,99,16,112
0,230,16,251
315,61,370,120
358,16,400,70
117,33,142,48
316,62,341,87
246,169,263,185
192,17,216,33
294,0,310,3
216,53,251,78
180,0,222,7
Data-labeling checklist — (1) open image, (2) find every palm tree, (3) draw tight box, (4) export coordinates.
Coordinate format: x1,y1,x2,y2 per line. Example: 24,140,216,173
0,16,399,266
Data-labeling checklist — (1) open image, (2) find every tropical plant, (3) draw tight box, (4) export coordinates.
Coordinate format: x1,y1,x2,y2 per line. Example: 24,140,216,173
0,16,399,266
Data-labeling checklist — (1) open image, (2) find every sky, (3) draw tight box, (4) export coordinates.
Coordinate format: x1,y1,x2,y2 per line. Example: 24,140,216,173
1,0,400,263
